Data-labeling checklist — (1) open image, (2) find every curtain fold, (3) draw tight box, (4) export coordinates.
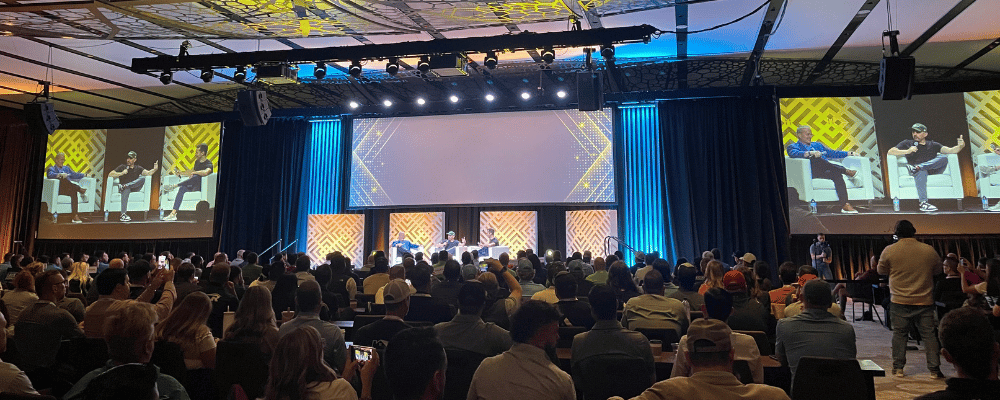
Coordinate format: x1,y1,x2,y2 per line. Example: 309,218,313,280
214,118,310,258
0,111,45,256
658,97,790,272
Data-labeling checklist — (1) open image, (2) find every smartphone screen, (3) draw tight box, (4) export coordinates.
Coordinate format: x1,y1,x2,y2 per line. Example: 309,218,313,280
480,262,488,272
351,345,374,362
158,255,167,269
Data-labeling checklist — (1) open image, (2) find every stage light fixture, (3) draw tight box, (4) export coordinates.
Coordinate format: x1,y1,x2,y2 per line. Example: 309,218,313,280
348,60,362,77
449,95,459,103
541,47,555,64
159,70,172,85
416,97,426,105
383,99,393,107
314,62,327,79
600,45,615,59
484,93,495,102
349,101,360,109
199,67,213,83
556,90,567,98
484,51,498,69
417,57,431,74
234,66,247,83
520,91,531,100
385,58,400,76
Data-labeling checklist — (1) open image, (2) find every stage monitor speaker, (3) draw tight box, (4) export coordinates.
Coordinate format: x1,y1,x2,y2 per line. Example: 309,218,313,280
577,72,604,111
879,56,915,100
24,102,60,135
237,89,271,126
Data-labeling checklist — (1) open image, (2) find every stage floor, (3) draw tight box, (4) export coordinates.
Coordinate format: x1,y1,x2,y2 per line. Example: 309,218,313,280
37,211,213,240
791,199,1000,234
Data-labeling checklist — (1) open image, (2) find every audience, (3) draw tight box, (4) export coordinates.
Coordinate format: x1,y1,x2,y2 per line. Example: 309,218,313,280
173,262,203,302
203,263,240,337
4,270,38,334
435,281,512,357
775,280,857,383
622,269,688,337
294,255,316,286
278,280,348,373
608,262,641,306
571,285,654,385
364,257,391,294
585,256,608,285
783,273,843,318
384,327,447,400
0,313,37,395
354,279,413,348
375,265,411,305
15,270,85,372
430,260,464,308
517,258,546,297
722,270,771,335
699,260,726,295
405,262,454,324
915,307,1000,399
156,291,217,370
223,285,280,357
265,325,377,400
478,259,523,328
531,261,565,304
668,263,704,314
554,272,595,329
672,288,763,383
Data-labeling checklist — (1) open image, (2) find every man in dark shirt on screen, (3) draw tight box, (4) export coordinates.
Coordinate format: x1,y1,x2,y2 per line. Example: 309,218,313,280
107,151,157,222
887,123,965,212
161,143,214,221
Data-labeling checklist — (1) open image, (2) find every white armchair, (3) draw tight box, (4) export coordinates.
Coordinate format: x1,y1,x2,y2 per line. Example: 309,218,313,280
389,245,424,265
886,154,964,206
159,172,218,211
484,246,511,259
977,153,1000,200
102,175,152,221
41,176,96,220
785,156,875,203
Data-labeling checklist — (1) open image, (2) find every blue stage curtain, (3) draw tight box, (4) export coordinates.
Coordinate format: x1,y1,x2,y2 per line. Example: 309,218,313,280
214,118,310,258
658,96,789,269
297,118,353,247
617,104,672,260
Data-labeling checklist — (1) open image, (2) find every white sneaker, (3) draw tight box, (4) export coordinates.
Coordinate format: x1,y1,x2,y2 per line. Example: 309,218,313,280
919,202,938,212
162,213,177,221
71,217,82,224
988,203,1000,212
120,214,131,222
162,184,177,193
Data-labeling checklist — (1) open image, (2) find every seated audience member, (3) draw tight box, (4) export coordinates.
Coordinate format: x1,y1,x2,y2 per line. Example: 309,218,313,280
585,257,609,286
934,257,966,314
653,259,679,297
672,288,763,383
271,274,298,322
783,274,843,319
616,319,790,400
156,292,217,370
364,257,391,294
430,260,464,308
769,262,798,304
293,255,316,287
265,325,378,400
632,251,651,281
278,280,348,373
571,285,654,384
608,262,641,306
173,262,203,302
532,262,566,304
568,260,595,296
960,258,1000,315
384,327,447,400
127,260,157,300
354,279,413,348
468,300,575,400
327,254,358,303
669,263,705,314
67,259,95,298
435,281,512,357
250,261,286,292
699,260,726,295
223,285,280,358
622,269,688,336
64,301,189,400
241,252,263,283
0,313,37,395
203,263,241,337
375,265,413,305
554,272,595,329
915,307,1000,399
776,280,856,381
478,259,523,329
517,258,546,297
15,270,85,371
4,270,38,334
461,263,480,282
405,262,454,324
723,271,771,335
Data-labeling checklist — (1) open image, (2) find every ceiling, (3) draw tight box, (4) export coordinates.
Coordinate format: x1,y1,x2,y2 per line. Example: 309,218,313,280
0,0,998,120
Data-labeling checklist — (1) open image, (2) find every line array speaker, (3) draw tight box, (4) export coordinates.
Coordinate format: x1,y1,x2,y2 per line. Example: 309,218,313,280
237,89,271,126
24,102,60,135
577,72,604,111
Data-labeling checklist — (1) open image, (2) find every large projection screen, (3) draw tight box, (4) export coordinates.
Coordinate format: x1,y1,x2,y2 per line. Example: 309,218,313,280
349,109,615,207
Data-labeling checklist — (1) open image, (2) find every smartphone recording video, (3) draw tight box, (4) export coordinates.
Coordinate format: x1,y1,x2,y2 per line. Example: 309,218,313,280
351,345,374,362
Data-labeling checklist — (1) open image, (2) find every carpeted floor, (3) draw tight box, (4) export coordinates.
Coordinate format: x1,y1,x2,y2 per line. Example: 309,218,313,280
845,299,951,399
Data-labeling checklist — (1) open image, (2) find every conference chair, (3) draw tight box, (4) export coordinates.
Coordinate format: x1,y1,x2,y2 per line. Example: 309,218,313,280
732,359,754,384
733,330,772,356
355,293,376,311
886,154,964,208
846,282,883,325
977,153,1000,201
0,394,56,400
573,355,654,400
443,348,488,400
159,172,219,212
353,314,386,332
791,357,869,400
557,326,587,348
41,175,97,222
483,246,510,259
785,155,875,205
102,175,152,221
215,341,269,400
633,327,680,345
54,337,109,383
150,340,188,388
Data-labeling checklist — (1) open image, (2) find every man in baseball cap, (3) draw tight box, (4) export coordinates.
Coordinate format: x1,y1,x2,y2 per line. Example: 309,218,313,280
106,150,157,222
353,279,412,349
887,122,965,212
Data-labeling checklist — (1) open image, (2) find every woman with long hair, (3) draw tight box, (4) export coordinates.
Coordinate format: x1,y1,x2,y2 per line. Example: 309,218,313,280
156,291,216,370
263,326,378,400
67,260,94,297
698,260,725,295
271,273,298,323
607,262,640,306
224,286,279,357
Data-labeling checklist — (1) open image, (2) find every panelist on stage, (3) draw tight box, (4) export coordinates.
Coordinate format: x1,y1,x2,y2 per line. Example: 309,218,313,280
787,125,861,214
810,233,832,280
46,152,89,224
161,143,213,221
437,231,464,256
107,151,157,222
391,231,420,255
478,228,499,257
886,123,964,212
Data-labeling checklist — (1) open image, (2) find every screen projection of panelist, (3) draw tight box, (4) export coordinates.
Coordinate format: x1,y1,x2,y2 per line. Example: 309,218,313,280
350,109,615,207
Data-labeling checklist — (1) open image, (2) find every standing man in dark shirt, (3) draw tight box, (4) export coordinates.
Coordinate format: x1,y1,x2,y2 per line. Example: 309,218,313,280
887,123,965,212
810,233,833,280
161,143,213,221
107,150,157,222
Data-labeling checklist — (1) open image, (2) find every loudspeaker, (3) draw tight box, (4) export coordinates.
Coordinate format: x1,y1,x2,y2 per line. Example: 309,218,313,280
236,90,271,126
577,72,604,111
879,56,915,100
24,102,60,135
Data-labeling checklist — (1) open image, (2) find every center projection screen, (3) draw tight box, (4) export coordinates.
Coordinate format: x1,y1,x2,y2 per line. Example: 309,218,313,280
349,109,615,208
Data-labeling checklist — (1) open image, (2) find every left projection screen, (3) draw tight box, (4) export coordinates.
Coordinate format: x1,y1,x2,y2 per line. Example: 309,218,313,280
350,109,615,207
37,123,221,240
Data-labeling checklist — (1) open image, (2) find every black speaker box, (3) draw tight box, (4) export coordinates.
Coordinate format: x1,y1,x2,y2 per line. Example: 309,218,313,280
879,56,915,101
24,102,60,135
236,90,271,126
577,72,604,111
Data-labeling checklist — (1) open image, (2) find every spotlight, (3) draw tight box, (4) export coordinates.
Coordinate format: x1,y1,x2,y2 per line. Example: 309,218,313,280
234,66,247,83
556,90,567,98
484,93,495,102
348,61,362,77
199,67,213,83
383,99,393,107
349,101,360,109
417,57,431,74
520,91,531,100
314,62,327,79
416,97,426,105
449,95,459,103
159,70,172,85
600,45,615,59
385,58,399,76
541,47,555,64
484,51,498,69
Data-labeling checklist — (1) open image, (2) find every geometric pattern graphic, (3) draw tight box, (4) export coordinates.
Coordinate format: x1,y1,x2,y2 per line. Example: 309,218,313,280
307,213,365,266
45,129,107,207
388,212,445,251
478,211,537,253
162,123,222,176
780,96,885,197
964,90,1000,193
349,117,395,208
559,109,615,202
565,209,618,259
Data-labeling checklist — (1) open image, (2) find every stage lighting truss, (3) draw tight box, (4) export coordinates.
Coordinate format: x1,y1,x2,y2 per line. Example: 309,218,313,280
199,67,213,83
233,66,247,83
348,60,363,77
541,47,555,64
484,51,498,69
385,57,400,76
159,70,172,85
314,62,327,79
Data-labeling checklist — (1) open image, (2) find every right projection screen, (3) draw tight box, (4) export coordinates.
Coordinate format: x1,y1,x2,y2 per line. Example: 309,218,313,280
349,109,615,208
781,91,1000,235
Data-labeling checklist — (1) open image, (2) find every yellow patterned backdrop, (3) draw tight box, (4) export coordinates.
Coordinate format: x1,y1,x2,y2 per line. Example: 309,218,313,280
779,97,885,197
161,123,222,176
307,214,365,265
46,129,107,206
479,211,537,252
388,212,445,250
965,90,1000,193
565,209,618,259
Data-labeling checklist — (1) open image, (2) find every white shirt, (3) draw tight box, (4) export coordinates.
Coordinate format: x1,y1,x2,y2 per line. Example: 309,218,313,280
467,343,575,400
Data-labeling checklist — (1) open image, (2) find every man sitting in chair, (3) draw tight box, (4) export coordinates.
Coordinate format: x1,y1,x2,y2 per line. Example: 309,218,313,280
390,232,420,257
161,143,213,221
887,123,965,212
437,231,464,256
981,143,1000,212
787,125,861,214
478,228,499,258
107,151,157,222
46,152,89,223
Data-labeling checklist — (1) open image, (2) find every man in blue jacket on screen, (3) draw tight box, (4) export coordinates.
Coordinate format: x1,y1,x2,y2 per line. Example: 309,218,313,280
787,125,861,214
46,152,89,223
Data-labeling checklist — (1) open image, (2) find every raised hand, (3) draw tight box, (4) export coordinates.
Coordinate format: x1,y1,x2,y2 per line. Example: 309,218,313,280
958,135,965,147
908,146,919,154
